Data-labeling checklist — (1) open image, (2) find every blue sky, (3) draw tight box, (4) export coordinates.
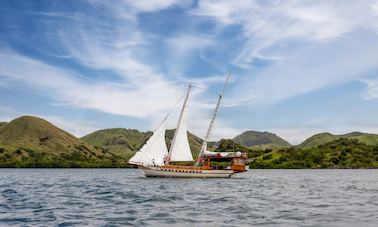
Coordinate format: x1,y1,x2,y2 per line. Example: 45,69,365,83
1,0,378,144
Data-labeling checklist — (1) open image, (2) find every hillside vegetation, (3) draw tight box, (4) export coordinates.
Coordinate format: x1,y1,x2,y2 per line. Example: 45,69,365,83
298,132,378,148
233,131,291,148
2,115,378,168
82,128,203,160
81,128,151,161
0,116,128,167
250,138,378,169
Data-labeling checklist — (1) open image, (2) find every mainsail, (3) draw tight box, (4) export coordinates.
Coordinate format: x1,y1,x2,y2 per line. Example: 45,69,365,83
129,84,195,166
128,118,168,166
167,85,194,162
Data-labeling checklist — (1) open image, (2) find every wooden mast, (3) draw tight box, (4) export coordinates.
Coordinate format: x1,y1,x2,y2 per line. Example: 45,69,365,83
195,71,231,166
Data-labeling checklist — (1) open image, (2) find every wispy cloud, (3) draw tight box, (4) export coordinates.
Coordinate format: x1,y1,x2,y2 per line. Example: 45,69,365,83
187,1,378,117
193,0,378,68
231,31,378,106
2,0,378,143
268,125,378,145
0,106,99,137
166,33,213,54
88,0,188,16
0,50,181,118
40,115,99,137
360,78,378,100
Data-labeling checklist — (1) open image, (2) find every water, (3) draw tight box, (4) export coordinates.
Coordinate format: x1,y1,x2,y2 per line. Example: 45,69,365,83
0,169,378,226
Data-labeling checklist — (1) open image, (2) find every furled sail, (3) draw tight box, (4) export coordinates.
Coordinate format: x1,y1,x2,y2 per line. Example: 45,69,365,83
168,85,194,162
128,119,168,166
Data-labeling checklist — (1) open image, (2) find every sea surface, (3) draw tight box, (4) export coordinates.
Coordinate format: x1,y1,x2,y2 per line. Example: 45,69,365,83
1,169,378,226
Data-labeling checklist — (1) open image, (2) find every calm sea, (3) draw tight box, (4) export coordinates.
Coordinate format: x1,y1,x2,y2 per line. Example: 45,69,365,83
0,169,377,226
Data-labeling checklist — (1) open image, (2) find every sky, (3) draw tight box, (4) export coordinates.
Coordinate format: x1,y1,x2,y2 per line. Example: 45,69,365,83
1,0,378,144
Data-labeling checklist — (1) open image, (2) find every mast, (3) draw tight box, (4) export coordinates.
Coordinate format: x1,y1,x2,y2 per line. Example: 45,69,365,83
165,84,192,164
195,71,231,166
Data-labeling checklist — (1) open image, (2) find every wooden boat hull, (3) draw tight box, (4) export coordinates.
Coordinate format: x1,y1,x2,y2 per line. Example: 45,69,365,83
140,166,235,178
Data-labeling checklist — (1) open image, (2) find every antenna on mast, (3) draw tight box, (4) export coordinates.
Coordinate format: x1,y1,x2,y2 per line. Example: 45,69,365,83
195,71,231,166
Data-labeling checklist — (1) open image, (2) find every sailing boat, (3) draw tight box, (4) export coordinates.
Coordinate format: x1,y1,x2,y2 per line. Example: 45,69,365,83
128,72,248,178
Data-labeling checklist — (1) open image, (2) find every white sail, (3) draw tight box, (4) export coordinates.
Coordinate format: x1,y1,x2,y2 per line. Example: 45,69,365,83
128,119,168,166
168,86,194,162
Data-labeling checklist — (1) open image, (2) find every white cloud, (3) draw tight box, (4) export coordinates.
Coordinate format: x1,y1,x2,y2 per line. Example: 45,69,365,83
372,1,378,16
0,0,233,138
0,106,18,122
4,0,378,144
186,109,244,141
190,1,378,139
166,34,213,59
228,30,378,107
264,128,315,145
192,0,257,25
124,0,186,12
57,14,160,87
0,107,98,137
0,50,233,139
360,78,378,100
194,0,378,68
40,115,99,137
0,50,182,118
87,0,189,19
268,125,378,145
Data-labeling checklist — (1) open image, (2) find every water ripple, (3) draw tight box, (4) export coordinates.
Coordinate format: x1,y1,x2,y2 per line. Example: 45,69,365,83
1,169,378,226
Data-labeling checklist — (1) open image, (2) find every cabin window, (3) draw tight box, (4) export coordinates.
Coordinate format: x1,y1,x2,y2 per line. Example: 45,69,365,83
233,158,245,165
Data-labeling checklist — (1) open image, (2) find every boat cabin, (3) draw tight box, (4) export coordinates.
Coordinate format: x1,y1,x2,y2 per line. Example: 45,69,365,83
203,151,248,172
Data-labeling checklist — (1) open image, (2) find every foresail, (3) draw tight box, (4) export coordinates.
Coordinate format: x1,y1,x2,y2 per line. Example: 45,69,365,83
128,119,168,166
169,98,194,162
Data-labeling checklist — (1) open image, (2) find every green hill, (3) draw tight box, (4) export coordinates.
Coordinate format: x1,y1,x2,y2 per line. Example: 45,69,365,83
2,115,378,169
250,138,378,169
298,132,378,148
341,132,378,146
81,128,151,160
82,128,204,160
298,133,338,148
0,116,79,149
0,122,7,127
233,131,291,148
250,143,289,150
0,116,127,167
